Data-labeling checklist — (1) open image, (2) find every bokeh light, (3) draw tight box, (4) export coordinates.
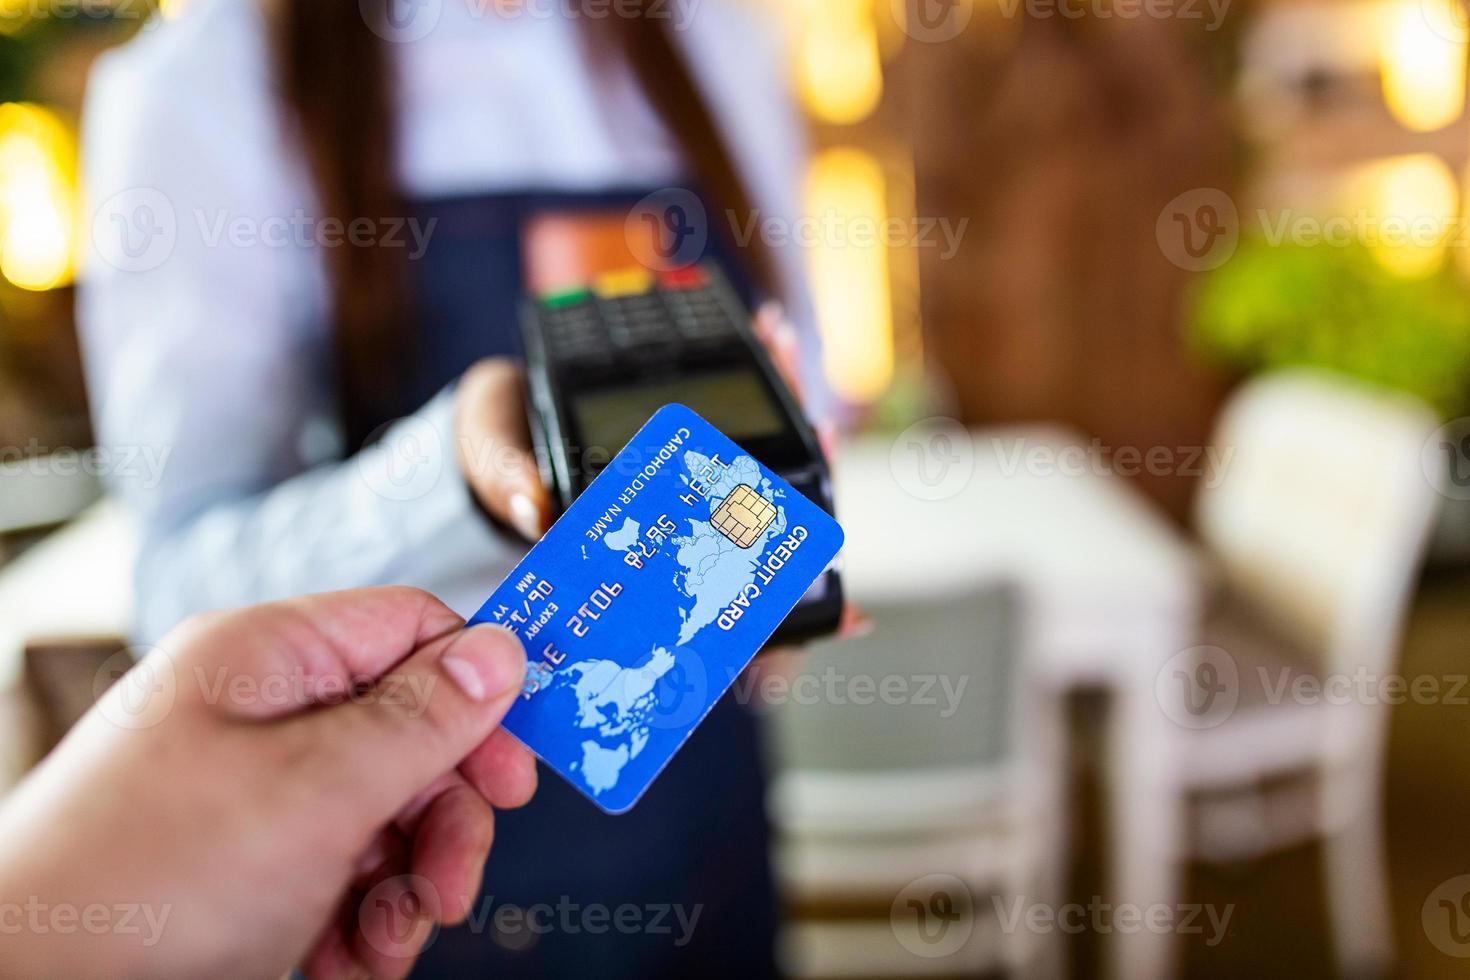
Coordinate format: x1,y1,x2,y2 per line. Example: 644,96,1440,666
794,0,884,125
0,102,77,292
805,146,894,403
1349,153,1459,279
1381,0,1467,133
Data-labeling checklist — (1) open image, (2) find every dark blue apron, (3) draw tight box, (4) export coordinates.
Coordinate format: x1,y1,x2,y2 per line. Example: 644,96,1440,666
380,190,779,979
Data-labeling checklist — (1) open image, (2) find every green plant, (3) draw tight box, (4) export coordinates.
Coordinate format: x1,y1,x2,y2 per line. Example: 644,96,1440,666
1190,240,1470,416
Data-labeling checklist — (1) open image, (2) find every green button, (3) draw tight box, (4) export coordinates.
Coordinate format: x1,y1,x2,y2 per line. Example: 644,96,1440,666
541,286,591,308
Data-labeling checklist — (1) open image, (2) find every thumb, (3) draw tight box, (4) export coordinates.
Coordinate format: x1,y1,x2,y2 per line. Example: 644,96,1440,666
311,623,529,825
456,358,554,541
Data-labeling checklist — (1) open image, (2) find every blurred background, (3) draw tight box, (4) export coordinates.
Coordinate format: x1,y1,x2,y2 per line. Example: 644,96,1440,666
4,0,1470,977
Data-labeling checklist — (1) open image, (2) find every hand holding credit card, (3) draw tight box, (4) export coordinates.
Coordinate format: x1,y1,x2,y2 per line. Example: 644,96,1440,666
467,404,844,813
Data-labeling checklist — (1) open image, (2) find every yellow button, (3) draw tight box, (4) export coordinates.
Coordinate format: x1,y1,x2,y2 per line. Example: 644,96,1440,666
593,267,655,298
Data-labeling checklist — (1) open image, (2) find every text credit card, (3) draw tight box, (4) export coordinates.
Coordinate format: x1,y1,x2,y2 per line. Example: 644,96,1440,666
466,404,844,813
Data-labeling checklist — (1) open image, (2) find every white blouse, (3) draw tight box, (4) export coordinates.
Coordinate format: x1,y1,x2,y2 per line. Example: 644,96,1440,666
77,0,819,642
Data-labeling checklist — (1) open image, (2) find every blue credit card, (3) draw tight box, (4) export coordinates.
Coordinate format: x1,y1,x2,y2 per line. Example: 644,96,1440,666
466,404,844,814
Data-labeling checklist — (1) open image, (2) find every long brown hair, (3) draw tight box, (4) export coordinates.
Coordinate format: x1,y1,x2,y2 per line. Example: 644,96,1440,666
268,1,775,446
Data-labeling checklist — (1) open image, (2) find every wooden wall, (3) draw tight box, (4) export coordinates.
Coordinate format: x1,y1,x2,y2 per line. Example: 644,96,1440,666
896,14,1237,519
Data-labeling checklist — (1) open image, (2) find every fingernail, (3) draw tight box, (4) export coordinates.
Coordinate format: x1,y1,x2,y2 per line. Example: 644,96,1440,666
441,657,486,701
509,492,542,541
442,625,525,702
843,610,876,641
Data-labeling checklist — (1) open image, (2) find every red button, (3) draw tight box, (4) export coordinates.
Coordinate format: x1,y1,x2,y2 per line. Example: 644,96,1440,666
657,265,709,290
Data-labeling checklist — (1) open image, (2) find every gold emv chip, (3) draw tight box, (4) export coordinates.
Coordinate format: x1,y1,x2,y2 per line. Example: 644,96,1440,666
711,484,777,548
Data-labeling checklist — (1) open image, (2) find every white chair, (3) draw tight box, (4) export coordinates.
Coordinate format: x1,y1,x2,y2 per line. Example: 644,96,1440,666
0,501,136,795
0,464,100,537
764,583,1059,978
1168,369,1443,978
0,500,136,688
762,432,1069,978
